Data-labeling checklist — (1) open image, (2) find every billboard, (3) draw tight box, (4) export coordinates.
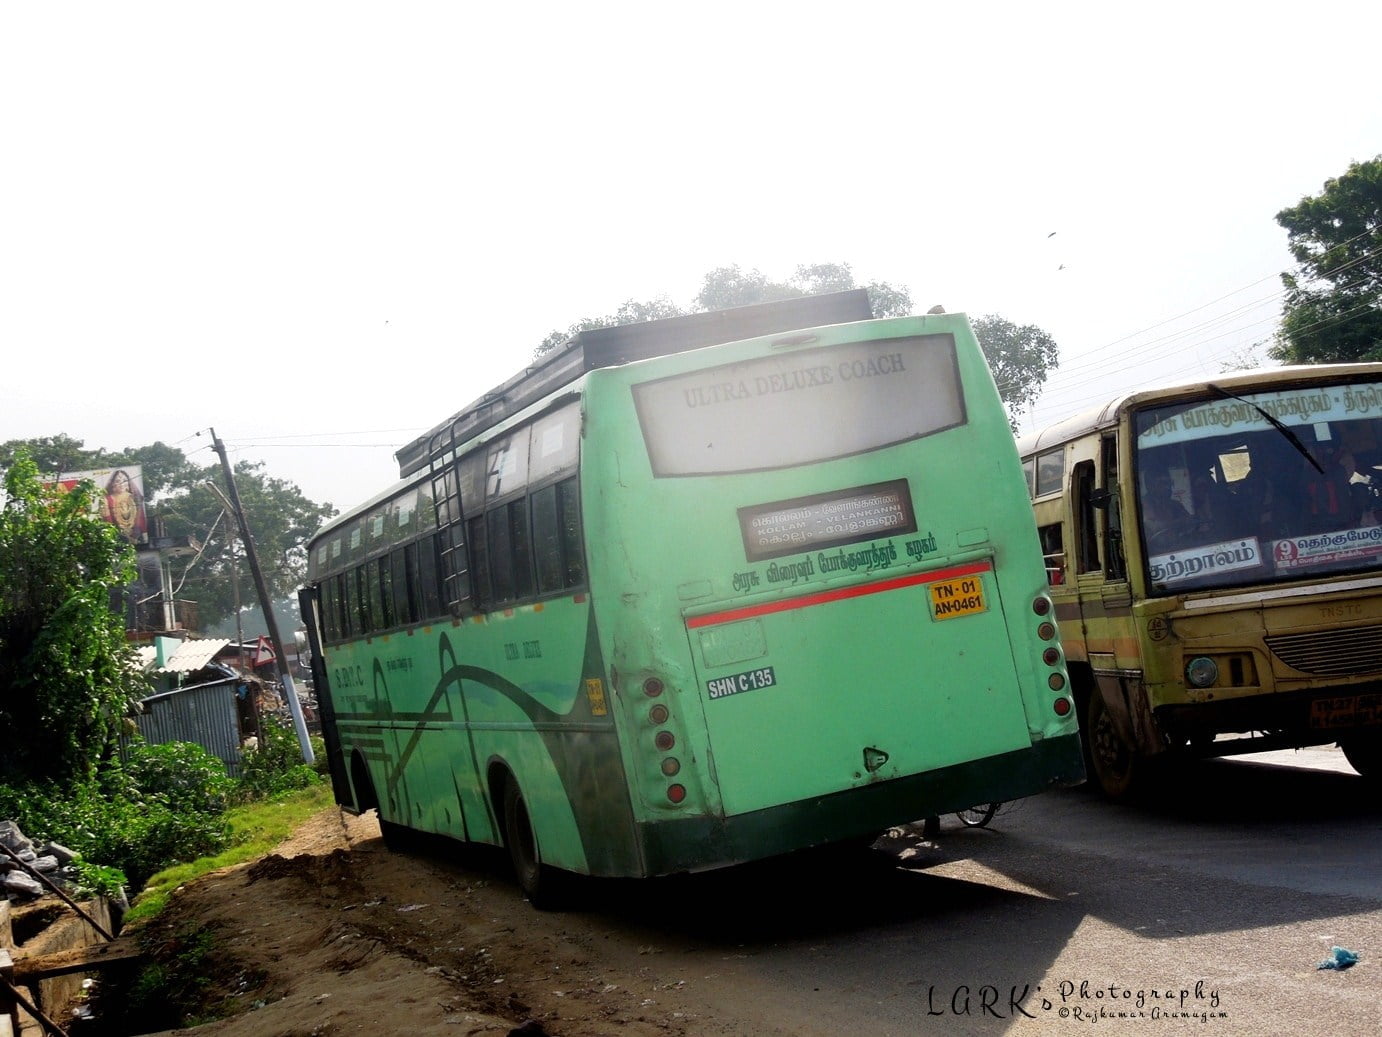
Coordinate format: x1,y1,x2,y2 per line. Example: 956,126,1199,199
53,465,150,545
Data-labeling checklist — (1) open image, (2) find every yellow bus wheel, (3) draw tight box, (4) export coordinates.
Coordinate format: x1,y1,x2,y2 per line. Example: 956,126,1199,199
1088,692,1138,799
1341,733,1382,779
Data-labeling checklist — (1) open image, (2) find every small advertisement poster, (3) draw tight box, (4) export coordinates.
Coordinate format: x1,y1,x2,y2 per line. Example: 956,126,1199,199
52,465,150,545
1270,526,1382,570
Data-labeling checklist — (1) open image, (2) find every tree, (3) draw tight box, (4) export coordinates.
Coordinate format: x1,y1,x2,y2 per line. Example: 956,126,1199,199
971,316,1061,427
536,296,685,354
0,451,151,782
152,460,333,631
0,439,335,632
691,262,913,318
1271,156,1382,365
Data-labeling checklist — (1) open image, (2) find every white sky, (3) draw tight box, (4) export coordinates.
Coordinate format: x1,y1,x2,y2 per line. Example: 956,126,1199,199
4,2,1380,511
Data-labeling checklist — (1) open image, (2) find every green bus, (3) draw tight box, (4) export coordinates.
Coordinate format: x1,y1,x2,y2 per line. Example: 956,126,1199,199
299,291,1084,905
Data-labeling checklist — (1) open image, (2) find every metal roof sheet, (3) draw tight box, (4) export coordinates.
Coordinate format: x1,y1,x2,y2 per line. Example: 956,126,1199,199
135,638,231,674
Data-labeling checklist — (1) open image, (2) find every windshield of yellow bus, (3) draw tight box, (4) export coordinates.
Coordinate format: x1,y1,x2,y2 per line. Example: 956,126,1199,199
1133,382,1382,593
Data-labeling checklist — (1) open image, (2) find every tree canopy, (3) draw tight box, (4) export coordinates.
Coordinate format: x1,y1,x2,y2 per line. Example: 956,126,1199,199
0,438,334,633
1271,156,1382,365
0,451,150,782
970,316,1061,425
534,262,1059,427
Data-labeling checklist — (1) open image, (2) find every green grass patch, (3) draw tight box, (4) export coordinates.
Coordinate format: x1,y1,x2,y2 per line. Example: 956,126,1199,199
126,783,336,925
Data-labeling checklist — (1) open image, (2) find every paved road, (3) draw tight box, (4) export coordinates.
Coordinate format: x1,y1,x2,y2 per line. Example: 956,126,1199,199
594,746,1380,1036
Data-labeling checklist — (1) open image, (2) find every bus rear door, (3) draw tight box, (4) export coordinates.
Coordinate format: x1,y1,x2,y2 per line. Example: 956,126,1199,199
683,560,1035,816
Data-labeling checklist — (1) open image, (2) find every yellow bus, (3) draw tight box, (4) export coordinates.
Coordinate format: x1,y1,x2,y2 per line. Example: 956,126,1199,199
1018,364,1382,797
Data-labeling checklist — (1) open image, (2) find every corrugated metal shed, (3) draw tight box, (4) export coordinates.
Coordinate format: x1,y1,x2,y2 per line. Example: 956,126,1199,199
132,678,246,777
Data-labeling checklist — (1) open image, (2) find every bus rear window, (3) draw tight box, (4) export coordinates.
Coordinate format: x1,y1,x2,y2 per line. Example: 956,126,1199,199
632,335,964,476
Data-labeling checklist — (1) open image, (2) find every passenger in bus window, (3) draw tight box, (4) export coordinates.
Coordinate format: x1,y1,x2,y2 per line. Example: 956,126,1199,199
1312,446,1379,530
1187,474,1229,541
1141,471,1191,546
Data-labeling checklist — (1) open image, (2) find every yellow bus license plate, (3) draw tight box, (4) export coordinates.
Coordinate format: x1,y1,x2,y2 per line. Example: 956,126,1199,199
930,575,986,620
1310,693,1381,728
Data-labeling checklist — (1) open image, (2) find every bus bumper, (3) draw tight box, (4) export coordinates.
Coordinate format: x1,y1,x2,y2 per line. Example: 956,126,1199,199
636,732,1085,876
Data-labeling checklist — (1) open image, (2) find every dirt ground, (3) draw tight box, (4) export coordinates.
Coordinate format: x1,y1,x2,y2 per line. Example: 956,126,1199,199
116,806,807,1037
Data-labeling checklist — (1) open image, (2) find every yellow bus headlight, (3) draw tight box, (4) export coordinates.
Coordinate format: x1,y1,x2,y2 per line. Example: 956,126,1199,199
1186,657,1219,688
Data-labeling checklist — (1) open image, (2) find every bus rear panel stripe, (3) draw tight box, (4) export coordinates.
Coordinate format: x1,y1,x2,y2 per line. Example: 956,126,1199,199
685,560,993,629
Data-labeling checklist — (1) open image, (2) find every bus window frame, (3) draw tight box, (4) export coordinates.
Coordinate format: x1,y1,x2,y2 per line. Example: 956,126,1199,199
1035,448,1065,498
1101,433,1127,581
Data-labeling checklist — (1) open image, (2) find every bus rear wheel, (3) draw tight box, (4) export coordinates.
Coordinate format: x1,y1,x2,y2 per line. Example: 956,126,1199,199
1340,732,1382,778
1087,692,1138,799
502,778,563,909
351,753,409,850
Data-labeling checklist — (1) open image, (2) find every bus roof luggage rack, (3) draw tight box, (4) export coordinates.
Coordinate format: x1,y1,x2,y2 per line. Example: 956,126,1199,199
395,289,873,478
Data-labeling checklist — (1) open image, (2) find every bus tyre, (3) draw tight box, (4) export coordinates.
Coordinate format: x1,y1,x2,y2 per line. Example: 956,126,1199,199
1087,692,1138,800
1340,732,1382,779
378,817,412,851
502,779,563,909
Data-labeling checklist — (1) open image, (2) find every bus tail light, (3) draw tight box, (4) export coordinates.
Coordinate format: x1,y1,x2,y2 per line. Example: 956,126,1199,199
641,671,687,807
1053,697,1072,717
1033,596,1052,616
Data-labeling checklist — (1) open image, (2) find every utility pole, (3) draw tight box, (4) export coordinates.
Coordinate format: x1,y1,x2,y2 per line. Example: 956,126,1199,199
205,482,256,741
208,428,314,764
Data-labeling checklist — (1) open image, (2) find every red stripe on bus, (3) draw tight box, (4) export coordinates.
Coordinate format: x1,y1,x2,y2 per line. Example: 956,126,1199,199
685,561,993,629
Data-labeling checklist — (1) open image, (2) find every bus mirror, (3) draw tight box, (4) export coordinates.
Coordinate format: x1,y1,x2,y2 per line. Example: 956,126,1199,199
1089,489,1113,510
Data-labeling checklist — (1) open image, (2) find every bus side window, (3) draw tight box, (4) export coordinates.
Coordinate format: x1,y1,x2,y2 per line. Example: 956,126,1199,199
415,535,443,620
1022,456,1036,499
390,547,414,626
558,478,585,587
532,484,563,592
532,476,586,593
355,566,373,636
507,498,535,601
1039,523,1065,584
468,515,492,610
323,577,340,643
487,508,515,604
1036,450,1065,497
334,577,351,641
1074,460,1099,574
375,557,395,630
341,569,359,640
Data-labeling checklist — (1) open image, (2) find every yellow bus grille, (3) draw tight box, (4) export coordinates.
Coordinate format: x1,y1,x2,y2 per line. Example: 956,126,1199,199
1265,626,1382,676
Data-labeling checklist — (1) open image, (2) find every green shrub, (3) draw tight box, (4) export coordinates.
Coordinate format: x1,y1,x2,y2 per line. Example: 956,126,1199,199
235,717,324,801
124,739,236,815
70,859,128,900
0,756,232,891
